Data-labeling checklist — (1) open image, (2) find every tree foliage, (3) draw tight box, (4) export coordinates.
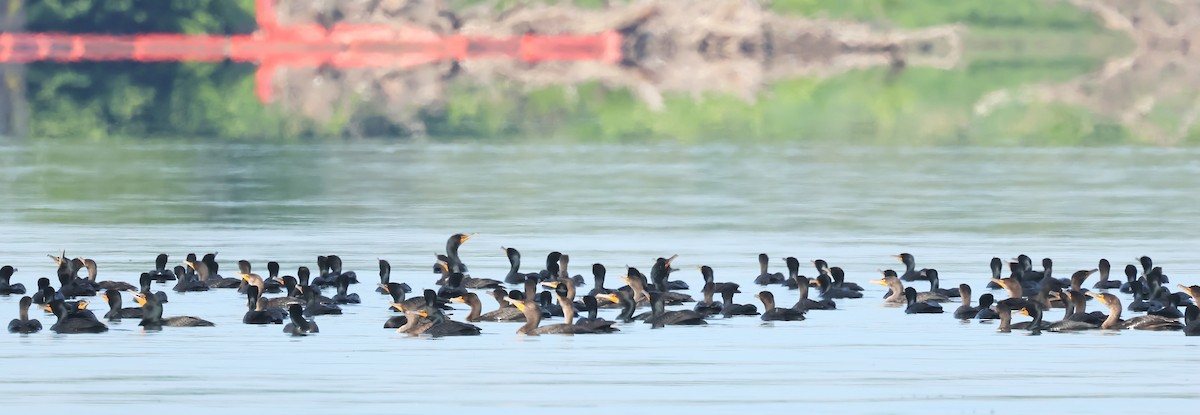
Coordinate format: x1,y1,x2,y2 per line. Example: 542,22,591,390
27,0,256,34
21,0,1148,144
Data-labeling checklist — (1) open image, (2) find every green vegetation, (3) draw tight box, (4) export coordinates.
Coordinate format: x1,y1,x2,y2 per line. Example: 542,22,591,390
17,0,1170,145
23,0,290,140
26,61,316,140
429,0,1135,145
430,56,1115,145
774,0,1101,31
27,0,256,34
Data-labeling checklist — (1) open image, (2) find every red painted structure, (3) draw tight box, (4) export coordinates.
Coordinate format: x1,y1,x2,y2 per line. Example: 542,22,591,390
0,0,622,102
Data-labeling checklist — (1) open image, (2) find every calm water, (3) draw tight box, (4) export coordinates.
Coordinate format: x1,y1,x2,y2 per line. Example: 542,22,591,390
1,141,1198,413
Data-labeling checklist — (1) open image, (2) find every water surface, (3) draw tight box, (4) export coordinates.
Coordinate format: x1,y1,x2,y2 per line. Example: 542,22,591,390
1,142,1197,413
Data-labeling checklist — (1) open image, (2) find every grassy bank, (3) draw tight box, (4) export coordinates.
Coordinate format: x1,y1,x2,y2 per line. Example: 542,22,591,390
432,0,1139,144
20,0,1174,144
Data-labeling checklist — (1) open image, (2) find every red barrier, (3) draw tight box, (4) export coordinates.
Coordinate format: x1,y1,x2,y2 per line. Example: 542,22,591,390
0,0,623,102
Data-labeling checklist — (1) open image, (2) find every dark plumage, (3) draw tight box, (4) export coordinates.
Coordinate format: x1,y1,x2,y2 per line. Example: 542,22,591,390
781,257,806,290
243,286,286,325
598,291,636,323
994,298,1032,332
903,287,943,314
81,259,136,291
791,276,835,311
505,293,592,335
53,255,96,298
1008,304,1051,333
48,297,107,334
648,257,693,301
1119,264,1139,294
381,283,416,328
557,254,587,288
137,273,168,304
1179,284,1200,306
1017,304,1098,333
8,296,42,334
314,254,359,287
1147,294,1183,319
990,272,1025,300
284,304,319,336
438,233,475,275
817,272,862,300
332,274,361,304
575,295,618,333
893,253,926,282
975,293,999,320
924,269,959,298
436,253,502,289
384,282,428,313
450,291,524,322
261,276,303,309
1138,256,1160,281
1127,281,1153,312
302,285,343,317
1088,292,1182,331
30,278,53,304
136,291,214,329
1093,259,1121,289
756,291,805,321
393,290,480,337
431,258,466,295
449,292,485,322
719,286,759,317
0,265,28,295
985,257,1003,289
101,289,143,321
174,259,211,292
383,314,408,329
698,265,739,297
1062,290,1106,325
485,289,526,322
237,261,281,294
645,292,707,328
147,253,177,282
587,263,615,299
1066,269,1097,294
198,254,241,288
416,309,483,337
520,278,611,335
622,267,690,306
262,261,284,293
694,281,724,317
875,271,946,304
314,255,335,287
1184,305,1200,336
502,247,541,284
649,255,687,291
753,254,786,285
376,259,393,294
829,266,864,291
952,284,980,319
535,291,563,318
538,252,563,283
1013,255,1047,282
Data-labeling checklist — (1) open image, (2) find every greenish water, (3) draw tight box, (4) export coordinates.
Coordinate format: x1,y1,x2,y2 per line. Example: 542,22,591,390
0,141,1197,413
6,5,1198,413
6,142,1199,239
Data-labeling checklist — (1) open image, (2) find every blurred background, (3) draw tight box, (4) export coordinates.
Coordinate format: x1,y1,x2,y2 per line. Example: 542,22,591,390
1,0,1195,145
